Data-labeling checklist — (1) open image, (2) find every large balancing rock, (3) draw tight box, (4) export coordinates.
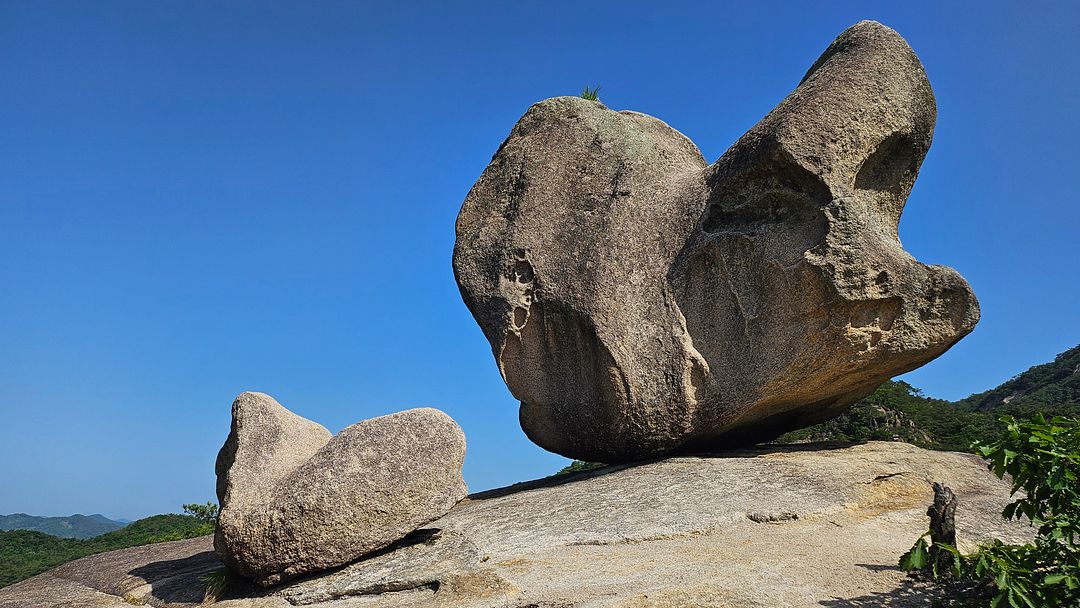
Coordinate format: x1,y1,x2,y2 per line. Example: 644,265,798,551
214,392,468,586
453,21,978,463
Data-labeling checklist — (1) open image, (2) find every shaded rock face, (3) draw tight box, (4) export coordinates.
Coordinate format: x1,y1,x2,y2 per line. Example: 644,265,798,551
214,393,468,586
453,21,979,463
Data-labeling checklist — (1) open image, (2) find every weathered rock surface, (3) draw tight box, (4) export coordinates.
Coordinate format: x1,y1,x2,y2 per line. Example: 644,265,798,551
452,20,979,462
1,442,1033,607
214,392,468,586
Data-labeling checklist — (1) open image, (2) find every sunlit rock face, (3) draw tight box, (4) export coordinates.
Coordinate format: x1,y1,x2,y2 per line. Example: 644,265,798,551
453,21,978,463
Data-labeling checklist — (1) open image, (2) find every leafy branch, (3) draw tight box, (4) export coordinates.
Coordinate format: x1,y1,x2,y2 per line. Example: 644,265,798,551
900,414,1080,606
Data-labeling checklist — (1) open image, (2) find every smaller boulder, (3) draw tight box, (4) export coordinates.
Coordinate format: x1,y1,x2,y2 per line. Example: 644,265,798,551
214,392,468,586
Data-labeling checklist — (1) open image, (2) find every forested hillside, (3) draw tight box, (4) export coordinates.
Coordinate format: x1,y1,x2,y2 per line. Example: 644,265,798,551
959,343,1080,414
778,380,998,450
0,514,211,588
780,344,1080,450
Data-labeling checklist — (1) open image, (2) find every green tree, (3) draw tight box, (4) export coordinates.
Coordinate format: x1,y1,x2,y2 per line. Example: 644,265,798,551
182,502,219,525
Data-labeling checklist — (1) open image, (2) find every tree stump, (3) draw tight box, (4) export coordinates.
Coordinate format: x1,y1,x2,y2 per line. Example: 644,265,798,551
927,482,958,566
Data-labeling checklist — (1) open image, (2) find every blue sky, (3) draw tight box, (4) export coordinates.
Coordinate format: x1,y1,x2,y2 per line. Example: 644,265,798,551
1,1,1077,520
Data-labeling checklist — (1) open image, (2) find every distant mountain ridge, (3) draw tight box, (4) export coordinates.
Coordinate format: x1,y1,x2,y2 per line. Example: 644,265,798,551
0,513,126,539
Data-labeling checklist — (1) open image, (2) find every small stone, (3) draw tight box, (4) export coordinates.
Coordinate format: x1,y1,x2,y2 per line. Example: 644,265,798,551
213,392,468,586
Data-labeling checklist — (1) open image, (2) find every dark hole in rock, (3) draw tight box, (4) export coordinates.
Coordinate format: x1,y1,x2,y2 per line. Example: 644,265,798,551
855,132,919,195
514,260,534,283
513,307,528,329
702,155,831,234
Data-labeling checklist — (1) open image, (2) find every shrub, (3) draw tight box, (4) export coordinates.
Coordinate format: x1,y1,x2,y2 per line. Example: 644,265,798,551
182,501,219,536
900,414,1080,606
581,85,601,101
557,460,605,476
182,501,218,524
